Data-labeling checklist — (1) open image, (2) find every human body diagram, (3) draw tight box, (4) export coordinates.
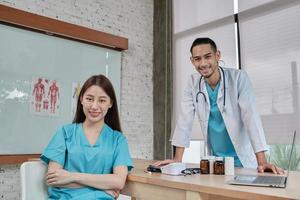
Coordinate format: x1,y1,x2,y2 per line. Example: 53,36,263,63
31,77,60,116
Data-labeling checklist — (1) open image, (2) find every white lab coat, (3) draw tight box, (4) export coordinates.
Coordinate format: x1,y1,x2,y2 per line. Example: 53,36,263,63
171,67,267,168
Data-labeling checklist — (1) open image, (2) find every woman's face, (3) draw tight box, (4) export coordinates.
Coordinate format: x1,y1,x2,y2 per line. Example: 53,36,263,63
80,85,112,124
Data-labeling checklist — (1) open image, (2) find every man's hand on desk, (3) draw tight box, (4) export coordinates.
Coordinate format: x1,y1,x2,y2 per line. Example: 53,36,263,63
256,151,284,174
153,146,185,167
257,163,284,175
152,159,181,167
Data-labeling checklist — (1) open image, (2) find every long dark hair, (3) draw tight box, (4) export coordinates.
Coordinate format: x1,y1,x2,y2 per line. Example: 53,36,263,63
73,74,122,132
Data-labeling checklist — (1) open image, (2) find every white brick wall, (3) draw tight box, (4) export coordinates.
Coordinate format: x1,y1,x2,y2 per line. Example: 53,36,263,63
0,0,153,199
0,165,20,200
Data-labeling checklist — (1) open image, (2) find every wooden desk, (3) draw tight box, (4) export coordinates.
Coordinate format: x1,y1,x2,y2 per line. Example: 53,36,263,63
121,159,300,200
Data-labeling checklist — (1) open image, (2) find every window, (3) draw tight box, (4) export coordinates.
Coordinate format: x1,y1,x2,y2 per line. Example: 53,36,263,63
173,0,300,171
239,0,300,170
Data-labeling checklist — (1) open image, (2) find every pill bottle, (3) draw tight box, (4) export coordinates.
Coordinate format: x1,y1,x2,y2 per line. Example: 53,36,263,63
200,156,210,174
214,157,224,175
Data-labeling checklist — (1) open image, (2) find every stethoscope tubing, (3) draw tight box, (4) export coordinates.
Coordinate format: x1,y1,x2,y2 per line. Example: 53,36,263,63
195,66,226,109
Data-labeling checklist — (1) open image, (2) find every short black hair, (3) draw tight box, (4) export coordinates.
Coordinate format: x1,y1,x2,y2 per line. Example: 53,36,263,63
190,38,217,54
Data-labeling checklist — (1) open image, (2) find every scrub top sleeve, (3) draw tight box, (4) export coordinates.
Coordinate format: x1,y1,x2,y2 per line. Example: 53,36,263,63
40,126,66,166
113,135,133,171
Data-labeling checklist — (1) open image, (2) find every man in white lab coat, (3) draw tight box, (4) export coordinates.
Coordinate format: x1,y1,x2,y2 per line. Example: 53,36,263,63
155,38,283,173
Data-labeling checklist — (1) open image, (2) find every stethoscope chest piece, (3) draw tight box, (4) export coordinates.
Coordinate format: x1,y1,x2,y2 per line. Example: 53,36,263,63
222,106,226,114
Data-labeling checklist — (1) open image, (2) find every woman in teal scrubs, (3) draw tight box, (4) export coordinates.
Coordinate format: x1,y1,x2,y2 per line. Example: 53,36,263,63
41,74,133,200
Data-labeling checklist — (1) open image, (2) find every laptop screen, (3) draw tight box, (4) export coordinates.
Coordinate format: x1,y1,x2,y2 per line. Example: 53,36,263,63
285,130,297,183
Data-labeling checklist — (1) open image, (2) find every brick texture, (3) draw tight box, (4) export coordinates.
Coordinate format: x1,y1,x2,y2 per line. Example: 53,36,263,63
0,0,153,199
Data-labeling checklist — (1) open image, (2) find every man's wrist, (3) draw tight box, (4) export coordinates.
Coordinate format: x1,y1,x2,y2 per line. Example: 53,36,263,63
255,151,267,165
257,160,267,166
173,158,182,162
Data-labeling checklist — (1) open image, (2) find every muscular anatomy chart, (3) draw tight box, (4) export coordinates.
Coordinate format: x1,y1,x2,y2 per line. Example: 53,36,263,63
31,77,60,116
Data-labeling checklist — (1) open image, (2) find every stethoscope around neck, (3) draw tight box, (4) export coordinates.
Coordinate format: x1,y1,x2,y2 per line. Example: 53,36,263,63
195,66,226,113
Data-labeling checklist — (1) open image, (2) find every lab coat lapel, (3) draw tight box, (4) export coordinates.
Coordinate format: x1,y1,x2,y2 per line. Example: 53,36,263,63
199,79,209,141
217,68,224,102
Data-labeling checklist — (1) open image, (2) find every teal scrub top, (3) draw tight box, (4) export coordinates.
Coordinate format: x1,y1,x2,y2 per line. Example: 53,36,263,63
206,81,242,167
41,123,133,200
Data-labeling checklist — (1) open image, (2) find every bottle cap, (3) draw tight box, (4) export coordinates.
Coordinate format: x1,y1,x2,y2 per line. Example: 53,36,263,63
215,157,223,161
208,156,216,160
201,156,209,160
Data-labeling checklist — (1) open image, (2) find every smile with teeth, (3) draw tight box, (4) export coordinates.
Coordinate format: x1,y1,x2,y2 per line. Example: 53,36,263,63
200,68,209,73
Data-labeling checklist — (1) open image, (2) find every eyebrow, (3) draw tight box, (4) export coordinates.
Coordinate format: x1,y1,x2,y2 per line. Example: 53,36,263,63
85,94,108,98
201,52,212,57
192,52,212,58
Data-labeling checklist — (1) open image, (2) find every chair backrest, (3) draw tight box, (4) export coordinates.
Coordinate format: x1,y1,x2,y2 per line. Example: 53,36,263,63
20,161,48,200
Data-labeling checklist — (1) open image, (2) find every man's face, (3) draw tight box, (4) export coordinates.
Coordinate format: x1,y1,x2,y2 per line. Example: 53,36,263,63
190,44,220,78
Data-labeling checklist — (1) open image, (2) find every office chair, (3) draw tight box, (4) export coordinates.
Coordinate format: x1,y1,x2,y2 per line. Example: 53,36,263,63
20,161,48,200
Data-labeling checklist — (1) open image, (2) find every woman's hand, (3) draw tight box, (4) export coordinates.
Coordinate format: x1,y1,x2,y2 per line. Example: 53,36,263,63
46,168,74,186
105,189,120,199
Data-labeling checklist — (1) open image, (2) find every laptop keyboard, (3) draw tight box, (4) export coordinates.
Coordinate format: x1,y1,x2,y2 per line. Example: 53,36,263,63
253,176,284,184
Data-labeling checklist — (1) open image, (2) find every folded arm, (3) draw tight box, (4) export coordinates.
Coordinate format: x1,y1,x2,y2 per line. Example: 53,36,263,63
46,160,128,190
46,161,83,188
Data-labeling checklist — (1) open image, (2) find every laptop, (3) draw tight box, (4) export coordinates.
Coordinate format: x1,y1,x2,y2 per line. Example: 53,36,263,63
227,130,296,188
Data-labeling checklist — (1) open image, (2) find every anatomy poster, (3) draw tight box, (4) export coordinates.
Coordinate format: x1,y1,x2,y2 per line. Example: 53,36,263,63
71,82,81,117
30,77,60,116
